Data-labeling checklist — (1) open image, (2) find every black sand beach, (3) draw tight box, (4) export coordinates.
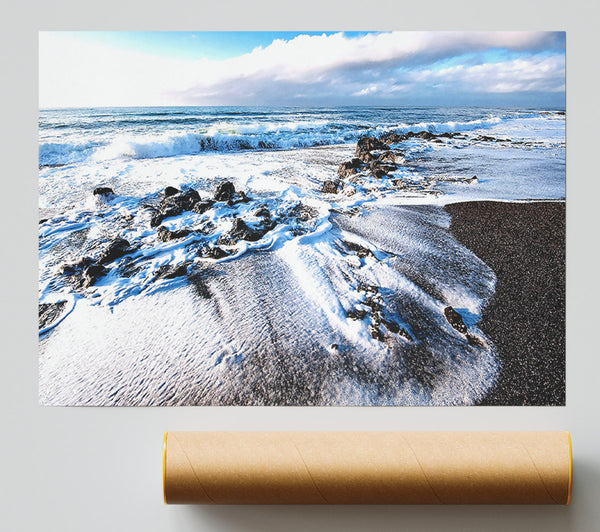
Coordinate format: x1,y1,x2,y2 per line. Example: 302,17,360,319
446,200,565,405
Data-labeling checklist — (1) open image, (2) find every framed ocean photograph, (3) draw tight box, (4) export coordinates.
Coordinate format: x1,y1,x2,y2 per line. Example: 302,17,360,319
38,31,565,406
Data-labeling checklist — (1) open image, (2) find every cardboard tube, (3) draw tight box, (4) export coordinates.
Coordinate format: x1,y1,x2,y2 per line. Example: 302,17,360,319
163,431,572,505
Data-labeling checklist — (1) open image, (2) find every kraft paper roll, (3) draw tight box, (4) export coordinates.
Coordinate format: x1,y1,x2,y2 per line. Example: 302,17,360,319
163,431,572,505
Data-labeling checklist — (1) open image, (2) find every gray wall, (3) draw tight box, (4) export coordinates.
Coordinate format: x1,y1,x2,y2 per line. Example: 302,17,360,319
2,1,599,530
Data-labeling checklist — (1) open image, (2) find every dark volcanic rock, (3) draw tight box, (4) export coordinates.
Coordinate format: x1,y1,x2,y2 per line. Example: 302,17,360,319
218,218,266,244
344,240,374,259
380,131,461,145
238,191,251,203
381,319,410,340
192,200,214,214
39,301,67,330
337,158,364,178
230,218,261,241
347,308,368,321
438,132,459,139
60,256,95,276
260,218,277,232
369,167,389,179
371,161,396,174
358,283,378,295
97,238,133,265
254,205,271,218
381,318,400,334
375,151,398,164
82,264,108,287
467,333,486,348
164,186,180,197
61,242,130,289
199,245,230,259
321,180,340,194
288,203,318,221
369,324,384,341
118,256,142,278
226,190,251,206
162,188,201,211
363,296,382,313
356,136,389,153
379,318,410,340
149,188,203,227
150,208,178,228
444,306,468,334
93,187,115,196
214,181,236,202
156,226,192,242
416,131,436,140
355,136,391,162
380,132,407,144
154,262,190,280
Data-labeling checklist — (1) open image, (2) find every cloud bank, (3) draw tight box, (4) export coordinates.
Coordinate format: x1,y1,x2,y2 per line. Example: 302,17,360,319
39,31,565,108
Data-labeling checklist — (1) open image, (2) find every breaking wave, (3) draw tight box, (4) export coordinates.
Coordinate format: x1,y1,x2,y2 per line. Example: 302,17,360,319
38,110,562,166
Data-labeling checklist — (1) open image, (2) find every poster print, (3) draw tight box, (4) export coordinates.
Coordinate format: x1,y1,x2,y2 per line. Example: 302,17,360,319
38,32,565,406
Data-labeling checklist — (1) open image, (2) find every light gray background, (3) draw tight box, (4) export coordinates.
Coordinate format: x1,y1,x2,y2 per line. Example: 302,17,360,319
2,1,598,530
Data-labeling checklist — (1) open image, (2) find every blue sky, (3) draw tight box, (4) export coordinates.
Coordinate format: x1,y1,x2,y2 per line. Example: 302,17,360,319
62,31,372,60
39,31,566,108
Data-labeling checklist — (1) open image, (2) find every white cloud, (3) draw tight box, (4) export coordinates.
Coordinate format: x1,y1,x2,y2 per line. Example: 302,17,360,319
39,31,565,108
354,85,378,96
411,56,565,93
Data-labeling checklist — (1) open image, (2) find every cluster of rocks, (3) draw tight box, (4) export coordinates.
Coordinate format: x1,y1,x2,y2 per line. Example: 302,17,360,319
92,181,249,229
60,237,137,288
322,136,405,194
324,131,486,346
322,130,485,195
380,130,464,144
346,283,411,343
216,216,276,246
60,181,287,290
149,187,206,227
472,134,511,144
145,183,273,252
335,239,411,343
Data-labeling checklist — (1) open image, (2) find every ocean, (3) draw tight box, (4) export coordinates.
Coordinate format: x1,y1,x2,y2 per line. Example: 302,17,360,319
38,106,565,406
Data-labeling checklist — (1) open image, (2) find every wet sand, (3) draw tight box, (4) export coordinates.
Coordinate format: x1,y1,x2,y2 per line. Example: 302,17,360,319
446,200,565,405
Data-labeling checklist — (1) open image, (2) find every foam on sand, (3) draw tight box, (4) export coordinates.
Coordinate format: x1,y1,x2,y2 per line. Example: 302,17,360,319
38,106,564,405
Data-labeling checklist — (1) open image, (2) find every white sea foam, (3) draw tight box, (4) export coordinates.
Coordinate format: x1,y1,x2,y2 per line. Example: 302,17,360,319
39,206,500,406
383,116,503,135
38,110,562,166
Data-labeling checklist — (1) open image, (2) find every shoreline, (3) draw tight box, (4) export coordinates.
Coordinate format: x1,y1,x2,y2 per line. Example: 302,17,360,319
39,116,565,406
445,200,565,406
